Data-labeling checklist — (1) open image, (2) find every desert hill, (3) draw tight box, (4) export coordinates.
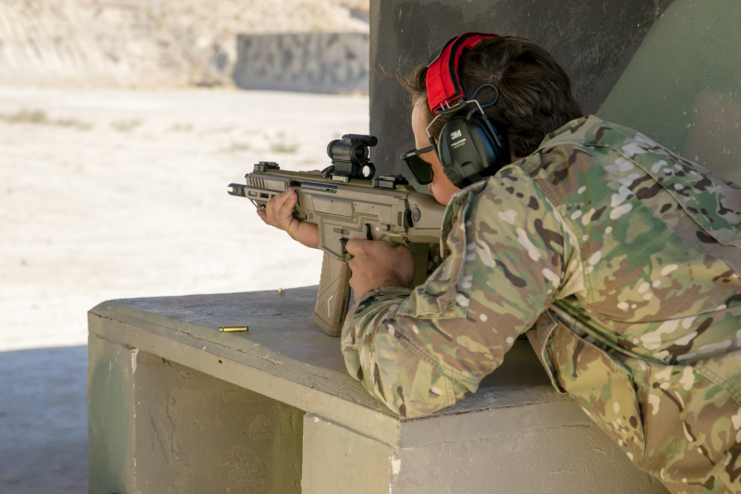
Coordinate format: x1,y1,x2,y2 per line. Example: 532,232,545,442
0,0,369,87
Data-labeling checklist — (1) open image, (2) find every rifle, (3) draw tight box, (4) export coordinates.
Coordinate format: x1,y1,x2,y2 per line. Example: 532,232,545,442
228,134,444,336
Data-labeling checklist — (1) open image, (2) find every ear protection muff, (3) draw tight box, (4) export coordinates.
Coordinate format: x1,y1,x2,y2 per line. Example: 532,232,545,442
426,32,510,188
436,91,509,187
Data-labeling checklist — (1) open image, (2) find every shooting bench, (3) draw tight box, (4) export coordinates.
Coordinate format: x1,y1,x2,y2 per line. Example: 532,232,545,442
87,287,668,493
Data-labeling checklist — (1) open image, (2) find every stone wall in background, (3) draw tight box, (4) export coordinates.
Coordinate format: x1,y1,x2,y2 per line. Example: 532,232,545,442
0,0,369,88
234,33,369,94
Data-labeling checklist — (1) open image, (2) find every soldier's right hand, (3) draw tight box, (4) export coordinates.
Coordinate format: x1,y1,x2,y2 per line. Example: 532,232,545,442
256,187,320,249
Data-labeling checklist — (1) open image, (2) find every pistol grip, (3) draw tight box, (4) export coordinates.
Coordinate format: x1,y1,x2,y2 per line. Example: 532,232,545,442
312,252,352,337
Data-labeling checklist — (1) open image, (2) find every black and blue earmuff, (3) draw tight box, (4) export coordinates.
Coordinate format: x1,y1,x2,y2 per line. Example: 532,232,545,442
425,32,510,187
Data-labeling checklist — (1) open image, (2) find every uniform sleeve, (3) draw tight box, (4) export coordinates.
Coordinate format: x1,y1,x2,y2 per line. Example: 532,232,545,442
341,164,579,418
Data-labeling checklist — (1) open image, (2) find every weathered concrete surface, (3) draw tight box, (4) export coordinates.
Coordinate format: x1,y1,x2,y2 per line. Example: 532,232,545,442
88,333,135,493
88,287,400,448
302,414,393,494
235,33,370,94
88,336,303,494
391,410,667,493
89,287,670,493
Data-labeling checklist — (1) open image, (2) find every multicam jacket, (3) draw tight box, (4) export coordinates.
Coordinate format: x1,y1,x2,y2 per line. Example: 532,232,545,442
341,116,741,493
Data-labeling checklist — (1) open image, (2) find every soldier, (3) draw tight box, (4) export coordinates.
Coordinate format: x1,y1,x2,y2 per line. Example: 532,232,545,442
259,34,741,493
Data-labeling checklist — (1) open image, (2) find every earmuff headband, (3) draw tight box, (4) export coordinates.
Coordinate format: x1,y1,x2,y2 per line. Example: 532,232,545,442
426,32,498,114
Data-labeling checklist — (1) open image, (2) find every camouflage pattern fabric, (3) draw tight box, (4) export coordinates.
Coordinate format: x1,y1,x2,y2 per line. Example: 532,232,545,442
341,116,741,493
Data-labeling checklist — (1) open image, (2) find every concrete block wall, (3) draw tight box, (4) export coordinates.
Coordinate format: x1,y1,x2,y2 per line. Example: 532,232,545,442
0,0,369,88
234,33,370,94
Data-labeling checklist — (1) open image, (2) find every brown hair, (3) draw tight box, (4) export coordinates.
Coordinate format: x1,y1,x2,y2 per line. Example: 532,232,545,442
401,36,583,158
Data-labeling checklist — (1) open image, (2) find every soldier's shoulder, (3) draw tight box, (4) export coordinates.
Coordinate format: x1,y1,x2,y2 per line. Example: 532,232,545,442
517,116,661,184
442,166,543,231
537,115,645,151
471,165,549,221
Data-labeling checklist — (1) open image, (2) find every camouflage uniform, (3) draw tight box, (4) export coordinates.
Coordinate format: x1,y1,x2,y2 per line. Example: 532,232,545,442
341,116,741,494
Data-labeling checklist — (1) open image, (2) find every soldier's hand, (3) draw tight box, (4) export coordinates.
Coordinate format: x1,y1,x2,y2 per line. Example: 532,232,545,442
256,187,320,249
345,239,415,299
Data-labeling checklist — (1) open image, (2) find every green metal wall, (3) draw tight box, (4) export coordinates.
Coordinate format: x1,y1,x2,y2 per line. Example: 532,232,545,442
597,0,741,183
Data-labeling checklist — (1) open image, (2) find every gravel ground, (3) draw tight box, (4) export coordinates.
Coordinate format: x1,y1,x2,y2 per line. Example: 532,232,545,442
0,86,370,492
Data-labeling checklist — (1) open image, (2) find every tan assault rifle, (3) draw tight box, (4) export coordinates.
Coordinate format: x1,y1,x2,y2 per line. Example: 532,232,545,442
228,157,444,337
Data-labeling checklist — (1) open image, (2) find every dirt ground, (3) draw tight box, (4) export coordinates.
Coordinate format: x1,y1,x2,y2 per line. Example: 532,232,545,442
0,0,369,87
0,85,370,493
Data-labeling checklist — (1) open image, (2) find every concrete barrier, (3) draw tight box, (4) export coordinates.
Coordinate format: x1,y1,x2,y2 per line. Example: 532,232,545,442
88,287,669,494
234,33,369,94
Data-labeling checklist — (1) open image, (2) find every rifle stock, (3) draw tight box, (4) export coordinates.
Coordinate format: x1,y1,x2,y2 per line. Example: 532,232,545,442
229,161,445,337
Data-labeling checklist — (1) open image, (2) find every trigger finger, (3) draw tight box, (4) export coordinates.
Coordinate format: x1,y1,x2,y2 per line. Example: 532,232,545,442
345,239,359,256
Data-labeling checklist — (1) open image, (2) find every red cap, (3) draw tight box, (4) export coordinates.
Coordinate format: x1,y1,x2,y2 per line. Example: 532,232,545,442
426,32,498,114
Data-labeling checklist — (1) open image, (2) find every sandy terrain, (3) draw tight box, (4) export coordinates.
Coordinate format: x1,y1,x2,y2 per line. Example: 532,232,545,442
0,86,369,492
0,0,369,87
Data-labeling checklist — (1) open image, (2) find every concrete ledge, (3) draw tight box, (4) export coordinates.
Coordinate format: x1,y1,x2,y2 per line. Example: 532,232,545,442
88,287,669,493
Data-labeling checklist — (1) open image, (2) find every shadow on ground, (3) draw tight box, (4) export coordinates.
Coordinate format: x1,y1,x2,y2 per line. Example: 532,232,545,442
0,345,88,493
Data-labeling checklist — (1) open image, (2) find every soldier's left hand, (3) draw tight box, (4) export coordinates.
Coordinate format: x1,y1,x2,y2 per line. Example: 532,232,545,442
345,239,415,298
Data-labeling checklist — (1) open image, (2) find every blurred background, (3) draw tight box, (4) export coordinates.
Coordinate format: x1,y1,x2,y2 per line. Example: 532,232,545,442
0,1,369,492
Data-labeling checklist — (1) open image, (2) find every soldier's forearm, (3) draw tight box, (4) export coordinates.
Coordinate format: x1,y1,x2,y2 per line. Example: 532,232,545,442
341,289,474,417
289,221,320,249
